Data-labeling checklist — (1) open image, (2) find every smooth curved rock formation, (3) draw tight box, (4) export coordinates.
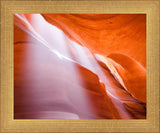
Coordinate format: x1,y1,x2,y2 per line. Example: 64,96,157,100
42,14,146,67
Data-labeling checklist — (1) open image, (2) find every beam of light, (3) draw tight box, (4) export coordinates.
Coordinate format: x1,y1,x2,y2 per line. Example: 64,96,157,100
30,14,103,118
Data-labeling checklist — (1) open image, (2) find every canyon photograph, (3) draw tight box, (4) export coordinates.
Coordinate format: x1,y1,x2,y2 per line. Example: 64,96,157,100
14,14,146,119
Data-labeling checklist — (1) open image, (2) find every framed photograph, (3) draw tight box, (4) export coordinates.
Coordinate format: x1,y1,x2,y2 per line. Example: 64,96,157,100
0,0,159,132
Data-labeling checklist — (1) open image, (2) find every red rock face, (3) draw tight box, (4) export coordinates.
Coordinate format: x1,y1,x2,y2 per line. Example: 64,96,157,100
42,14,146,67
14,14,146,119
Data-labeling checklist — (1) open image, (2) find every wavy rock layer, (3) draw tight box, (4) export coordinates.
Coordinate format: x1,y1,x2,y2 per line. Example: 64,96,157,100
14,14,146,119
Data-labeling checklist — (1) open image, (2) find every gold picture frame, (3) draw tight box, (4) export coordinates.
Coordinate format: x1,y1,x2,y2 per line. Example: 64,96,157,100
0,0,159,132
